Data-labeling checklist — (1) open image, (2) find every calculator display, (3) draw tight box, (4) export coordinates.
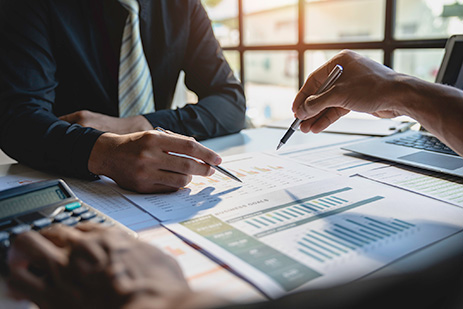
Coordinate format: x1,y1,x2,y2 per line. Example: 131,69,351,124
0,185,69,220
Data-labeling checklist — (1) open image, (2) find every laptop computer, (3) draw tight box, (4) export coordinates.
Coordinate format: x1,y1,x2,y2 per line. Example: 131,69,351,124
342,34,463,177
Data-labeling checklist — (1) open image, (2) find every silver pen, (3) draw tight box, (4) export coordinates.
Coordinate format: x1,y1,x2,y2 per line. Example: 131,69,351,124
154,127,242,183
276,64,344,150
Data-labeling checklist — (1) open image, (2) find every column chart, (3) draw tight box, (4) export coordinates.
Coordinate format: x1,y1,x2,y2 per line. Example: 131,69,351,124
169,176,463,298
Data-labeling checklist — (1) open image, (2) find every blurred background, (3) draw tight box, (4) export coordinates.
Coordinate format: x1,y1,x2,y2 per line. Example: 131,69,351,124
173,0,463,127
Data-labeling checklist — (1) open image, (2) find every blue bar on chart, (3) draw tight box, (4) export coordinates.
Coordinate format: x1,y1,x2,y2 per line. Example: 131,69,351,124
235,190,356,231
297,216,415,263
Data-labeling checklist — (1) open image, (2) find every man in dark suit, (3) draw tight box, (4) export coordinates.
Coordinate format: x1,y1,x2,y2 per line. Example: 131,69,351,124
0,0,245,193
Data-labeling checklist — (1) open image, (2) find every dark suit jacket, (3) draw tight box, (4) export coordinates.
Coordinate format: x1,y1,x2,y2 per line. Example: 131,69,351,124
0,0,245,178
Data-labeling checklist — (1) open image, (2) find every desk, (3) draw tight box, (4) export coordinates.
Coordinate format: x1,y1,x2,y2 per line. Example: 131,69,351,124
0,127,462,307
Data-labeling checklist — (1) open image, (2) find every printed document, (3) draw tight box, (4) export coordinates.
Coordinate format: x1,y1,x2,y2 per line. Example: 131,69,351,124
276,140,389,176
165,176,463,298
360,166,463,207
115,152,335,221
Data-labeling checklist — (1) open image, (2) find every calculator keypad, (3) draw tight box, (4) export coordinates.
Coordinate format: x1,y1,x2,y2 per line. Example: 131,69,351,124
0,201,110,251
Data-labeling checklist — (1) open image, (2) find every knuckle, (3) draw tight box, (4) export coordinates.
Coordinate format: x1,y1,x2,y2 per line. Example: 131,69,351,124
173,175,191,188
181,160,195,173
184,139,198,152
140,131,158,144
338,49,354,60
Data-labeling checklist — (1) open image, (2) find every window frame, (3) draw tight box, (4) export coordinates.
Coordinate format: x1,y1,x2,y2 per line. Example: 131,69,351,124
220,0,447,88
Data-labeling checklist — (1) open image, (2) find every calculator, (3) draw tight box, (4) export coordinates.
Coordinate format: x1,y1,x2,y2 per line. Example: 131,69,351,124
0,179,137,271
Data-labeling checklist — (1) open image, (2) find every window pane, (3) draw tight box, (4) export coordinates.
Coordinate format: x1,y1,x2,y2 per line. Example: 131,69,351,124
243,0,298,46
305,0,385,43
305,50,384,79
202,0,239,47
244,51,298,126
223,50,241,81
395,0,463,40
393,49,445,82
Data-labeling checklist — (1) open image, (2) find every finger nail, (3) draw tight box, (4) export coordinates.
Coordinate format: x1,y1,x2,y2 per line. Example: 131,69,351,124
214,156,222,165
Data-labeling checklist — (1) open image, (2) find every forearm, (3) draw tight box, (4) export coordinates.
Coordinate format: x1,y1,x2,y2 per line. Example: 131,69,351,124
144,92,246,141
0,104,103,178
396,75,463,156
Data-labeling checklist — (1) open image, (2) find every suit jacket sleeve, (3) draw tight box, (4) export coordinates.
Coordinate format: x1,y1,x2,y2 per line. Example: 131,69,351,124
143,0,246,140
0,1,103,178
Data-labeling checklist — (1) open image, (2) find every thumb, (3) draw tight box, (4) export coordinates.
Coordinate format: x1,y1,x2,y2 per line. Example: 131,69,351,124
295,87,340,120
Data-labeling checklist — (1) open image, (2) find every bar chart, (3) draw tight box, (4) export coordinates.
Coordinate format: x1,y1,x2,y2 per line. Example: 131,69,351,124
169,176,463,297
227,187,385,238
361,166,463,207
297,217,416,263
123,152,331,221
189,164,286,187
240,190,351,230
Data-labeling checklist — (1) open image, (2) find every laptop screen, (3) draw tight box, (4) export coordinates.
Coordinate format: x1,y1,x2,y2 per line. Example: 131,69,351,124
441,41,463,90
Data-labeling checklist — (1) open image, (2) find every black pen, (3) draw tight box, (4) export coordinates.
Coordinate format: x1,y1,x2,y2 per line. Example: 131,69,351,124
276,64,344,150
154,127,242,183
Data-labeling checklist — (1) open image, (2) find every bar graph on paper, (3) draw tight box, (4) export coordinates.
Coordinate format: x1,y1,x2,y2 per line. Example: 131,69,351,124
170,176,463,296
120,152,332,221
361,166,463,207
296,217,416,263
226,187,384,237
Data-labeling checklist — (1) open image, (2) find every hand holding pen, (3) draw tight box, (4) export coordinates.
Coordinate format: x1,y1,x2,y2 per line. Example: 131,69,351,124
277,65,343,150
154,127,242,183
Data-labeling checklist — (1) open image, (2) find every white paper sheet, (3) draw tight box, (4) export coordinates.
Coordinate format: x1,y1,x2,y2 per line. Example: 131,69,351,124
165,176,463,298
116,152,335,221
360,166,463,207
139,227,264,303
276,140,389,176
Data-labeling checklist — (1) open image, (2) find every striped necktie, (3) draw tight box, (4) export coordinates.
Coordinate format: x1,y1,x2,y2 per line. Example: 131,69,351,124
118,0,155,117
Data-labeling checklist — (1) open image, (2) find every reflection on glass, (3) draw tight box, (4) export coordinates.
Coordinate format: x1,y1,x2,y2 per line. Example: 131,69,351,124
244,51,299,126
395,0,463,40
304,50,383,79
202,0,239,47
243,0,298,46
394,49,445,82
305,0,385,43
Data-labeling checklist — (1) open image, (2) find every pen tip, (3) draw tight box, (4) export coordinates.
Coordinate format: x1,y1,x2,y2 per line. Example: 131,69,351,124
276,142,283,151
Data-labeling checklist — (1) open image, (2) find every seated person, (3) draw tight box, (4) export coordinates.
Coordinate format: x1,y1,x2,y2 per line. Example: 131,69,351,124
0,0,245,193
5,50,463,308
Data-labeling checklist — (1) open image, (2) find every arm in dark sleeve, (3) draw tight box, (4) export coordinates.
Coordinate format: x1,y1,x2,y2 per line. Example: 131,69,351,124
0,1,103,178
144,0,246,141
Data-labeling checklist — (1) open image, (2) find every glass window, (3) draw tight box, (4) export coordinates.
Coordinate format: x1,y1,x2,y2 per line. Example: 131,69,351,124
244,51,299,126
202,0,239,47
395,0,463,40
305,50,384,79
393,49,445,82
172,71,198,109
243,0,298,46
223,50,241,81
305,0,385,43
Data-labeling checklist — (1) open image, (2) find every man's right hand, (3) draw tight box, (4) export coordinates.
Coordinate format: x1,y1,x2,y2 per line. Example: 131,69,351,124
88,130,222,193
293,50,406,134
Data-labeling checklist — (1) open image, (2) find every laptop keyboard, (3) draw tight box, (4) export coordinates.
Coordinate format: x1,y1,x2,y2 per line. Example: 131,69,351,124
386,133,459,156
